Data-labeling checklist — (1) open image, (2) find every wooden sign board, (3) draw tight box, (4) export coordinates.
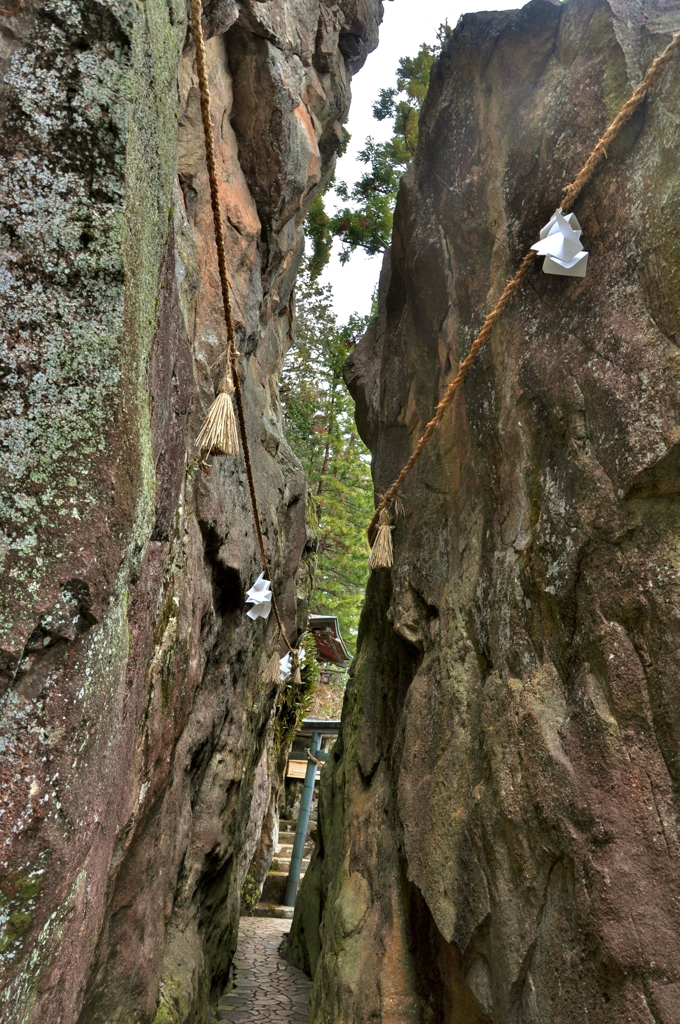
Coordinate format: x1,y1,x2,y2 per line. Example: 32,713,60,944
286,759,320,780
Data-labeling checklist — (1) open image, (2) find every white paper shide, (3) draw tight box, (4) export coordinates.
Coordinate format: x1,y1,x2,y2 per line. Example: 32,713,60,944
245,573,273,621
280,647,306,681
531,209,588,277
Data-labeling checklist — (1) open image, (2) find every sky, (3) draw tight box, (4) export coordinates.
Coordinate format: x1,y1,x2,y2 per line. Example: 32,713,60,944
320,0,525,322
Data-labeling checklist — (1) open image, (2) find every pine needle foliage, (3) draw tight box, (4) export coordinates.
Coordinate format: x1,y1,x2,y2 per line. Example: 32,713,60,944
306,23,452,270
305,128,351,278
280,269,375,652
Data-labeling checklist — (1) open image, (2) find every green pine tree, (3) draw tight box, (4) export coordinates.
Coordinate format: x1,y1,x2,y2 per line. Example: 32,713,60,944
306,24,451,271
280,269,375,653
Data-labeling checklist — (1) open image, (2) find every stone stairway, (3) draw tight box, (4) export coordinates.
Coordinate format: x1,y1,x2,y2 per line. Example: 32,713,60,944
255,819,314,918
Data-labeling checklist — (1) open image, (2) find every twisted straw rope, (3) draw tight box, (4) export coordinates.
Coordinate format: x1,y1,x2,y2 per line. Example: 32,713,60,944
368,28,680,541
190,0,292,652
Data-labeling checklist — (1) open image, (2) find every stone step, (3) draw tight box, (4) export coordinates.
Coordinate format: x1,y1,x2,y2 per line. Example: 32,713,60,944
258,855,312,907
252,903,294,919
261,871,288,905
275,844,314,856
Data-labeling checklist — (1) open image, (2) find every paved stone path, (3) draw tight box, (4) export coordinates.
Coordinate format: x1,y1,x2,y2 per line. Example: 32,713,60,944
216,917,311,1024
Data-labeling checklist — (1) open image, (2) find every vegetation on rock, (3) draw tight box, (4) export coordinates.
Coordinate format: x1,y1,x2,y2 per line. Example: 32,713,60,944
239,875,260,917
274,632,320,757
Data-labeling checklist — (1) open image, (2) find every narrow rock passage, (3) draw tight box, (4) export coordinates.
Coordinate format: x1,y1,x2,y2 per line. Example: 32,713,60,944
216,918,311,1023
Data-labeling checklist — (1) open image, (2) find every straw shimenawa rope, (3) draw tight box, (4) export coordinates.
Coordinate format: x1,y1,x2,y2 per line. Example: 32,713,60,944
190,0,293,654
367,28,680,565
368,249,538,548
190,0,239,459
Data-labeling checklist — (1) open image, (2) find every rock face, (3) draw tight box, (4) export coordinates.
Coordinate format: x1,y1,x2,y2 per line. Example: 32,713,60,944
286,2,680,1021
0,1,380,1022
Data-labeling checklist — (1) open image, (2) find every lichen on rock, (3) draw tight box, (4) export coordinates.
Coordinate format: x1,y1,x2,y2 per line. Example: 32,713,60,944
0,0,382,1022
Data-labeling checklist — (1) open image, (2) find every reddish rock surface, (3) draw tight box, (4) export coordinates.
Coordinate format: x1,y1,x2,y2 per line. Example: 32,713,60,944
286,1,680,1021
0,1,381,1022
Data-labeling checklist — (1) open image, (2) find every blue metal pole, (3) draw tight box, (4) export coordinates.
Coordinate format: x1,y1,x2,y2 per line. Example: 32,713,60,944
284,731,320,907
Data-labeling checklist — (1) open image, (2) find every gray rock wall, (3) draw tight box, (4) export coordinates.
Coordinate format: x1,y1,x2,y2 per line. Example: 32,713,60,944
0,1,381,1022
286,2,680,1021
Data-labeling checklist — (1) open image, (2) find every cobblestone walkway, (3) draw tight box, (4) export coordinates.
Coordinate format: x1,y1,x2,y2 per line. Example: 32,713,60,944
216,917,311,1024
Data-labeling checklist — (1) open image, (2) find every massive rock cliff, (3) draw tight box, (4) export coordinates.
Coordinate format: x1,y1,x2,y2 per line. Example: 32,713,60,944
287,1,680,1021
0,1,381,1022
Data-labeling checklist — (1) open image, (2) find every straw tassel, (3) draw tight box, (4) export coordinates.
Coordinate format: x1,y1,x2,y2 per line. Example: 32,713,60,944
291,650,302,686
196,371,239,456
369,507,394,569
261,651,281,687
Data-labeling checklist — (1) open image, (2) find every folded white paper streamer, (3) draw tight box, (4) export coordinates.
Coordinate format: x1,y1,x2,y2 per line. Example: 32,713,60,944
245,572,273,620
280,646,306,682
531,209,588,277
